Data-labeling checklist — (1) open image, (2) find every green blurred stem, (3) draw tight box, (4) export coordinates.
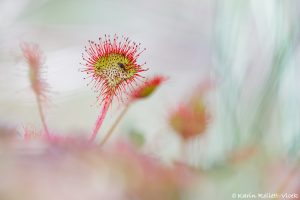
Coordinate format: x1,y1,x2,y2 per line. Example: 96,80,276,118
99,104,130,147
251,33,296,142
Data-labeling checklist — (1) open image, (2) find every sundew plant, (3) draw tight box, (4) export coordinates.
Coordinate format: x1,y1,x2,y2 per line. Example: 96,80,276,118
0,0,300,200
81,35,147,142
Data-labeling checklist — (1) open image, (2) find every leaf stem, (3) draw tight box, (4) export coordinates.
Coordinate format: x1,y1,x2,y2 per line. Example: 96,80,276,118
99,104,130,147
89,100,111,142
36,96,50,137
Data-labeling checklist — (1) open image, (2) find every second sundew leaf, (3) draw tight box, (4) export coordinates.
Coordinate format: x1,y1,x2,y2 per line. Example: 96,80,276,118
130,75,167,100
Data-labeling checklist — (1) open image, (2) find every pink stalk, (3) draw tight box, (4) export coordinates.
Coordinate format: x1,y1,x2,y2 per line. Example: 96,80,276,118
21,42,50,137
89,100,110,142
36,96,50,137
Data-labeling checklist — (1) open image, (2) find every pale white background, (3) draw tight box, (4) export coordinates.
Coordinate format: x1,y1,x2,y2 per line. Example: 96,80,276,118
0,0,300,166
